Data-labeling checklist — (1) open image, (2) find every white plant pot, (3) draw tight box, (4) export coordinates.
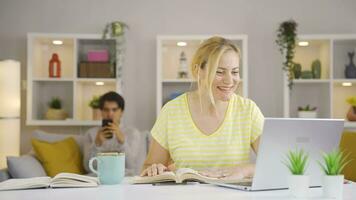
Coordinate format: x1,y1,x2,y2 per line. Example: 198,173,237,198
323,175,344,199
288,175,309,198
298,111,317,118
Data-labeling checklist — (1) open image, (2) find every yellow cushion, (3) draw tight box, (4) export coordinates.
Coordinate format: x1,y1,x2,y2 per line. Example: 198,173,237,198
32,137,85,177
339,131,356,181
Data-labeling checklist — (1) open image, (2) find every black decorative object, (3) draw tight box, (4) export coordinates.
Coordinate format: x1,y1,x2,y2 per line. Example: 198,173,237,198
345,51,356,78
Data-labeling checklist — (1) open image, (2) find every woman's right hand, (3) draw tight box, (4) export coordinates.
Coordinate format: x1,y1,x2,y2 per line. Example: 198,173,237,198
140,163,168,177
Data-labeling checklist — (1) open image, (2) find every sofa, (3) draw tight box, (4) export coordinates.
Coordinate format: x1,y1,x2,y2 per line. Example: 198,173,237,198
0,129,151,182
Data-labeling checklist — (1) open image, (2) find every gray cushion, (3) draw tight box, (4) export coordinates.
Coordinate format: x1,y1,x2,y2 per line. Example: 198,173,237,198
32,130,84,153
7,155,47,178
124,129,150,175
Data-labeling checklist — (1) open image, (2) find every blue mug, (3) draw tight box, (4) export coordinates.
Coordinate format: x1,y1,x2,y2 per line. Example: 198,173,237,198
89,152,125,185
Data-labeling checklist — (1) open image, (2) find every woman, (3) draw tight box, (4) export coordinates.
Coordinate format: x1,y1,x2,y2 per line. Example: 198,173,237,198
141,36,264,179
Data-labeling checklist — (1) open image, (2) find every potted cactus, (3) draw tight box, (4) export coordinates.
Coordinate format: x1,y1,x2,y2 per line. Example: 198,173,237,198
284,149,309,198
89,95,101,120
45,97,67,120
318,149,351,199
298,105,317,118
346,96,356,121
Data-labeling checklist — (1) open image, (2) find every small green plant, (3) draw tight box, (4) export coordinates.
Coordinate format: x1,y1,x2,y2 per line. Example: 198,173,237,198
298,105,317,111
284,149,309,175
346,96,356,106
48,97,62,109
318,149,352,175
89,95,101,109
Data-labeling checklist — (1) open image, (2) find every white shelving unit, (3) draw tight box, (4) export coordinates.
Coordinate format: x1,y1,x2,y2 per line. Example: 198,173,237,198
283,34,356,130
156,35,248,116
27,33,121,126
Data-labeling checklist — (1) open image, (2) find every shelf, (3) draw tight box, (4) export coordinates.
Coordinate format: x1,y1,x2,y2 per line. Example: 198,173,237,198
293,79,330,83
332,83,356,119
333,79,356,83
162,79,195,83
293,39,330,79
31,81,74,120
289,83,330,118
77,39,117,79
31,36,75,79
344,121,356,129
75,81,116,121
27,33,121,126
161,39,243,80
27,120,101,126
76,78,116,83
33,78,74,82
333,39,356,79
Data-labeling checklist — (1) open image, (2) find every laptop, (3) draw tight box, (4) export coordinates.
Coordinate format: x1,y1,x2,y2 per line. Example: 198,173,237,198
215,118,344,191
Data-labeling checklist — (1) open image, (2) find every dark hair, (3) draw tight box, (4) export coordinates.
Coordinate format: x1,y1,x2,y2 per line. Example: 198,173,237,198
99,91,125,111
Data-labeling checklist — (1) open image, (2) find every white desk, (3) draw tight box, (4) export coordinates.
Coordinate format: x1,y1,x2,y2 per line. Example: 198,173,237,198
1,181,355,200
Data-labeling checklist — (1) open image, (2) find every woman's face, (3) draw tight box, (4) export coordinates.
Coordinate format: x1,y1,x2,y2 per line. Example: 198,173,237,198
211,50,240,102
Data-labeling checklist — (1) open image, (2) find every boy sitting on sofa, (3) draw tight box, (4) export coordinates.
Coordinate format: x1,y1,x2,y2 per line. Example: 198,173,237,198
83,91,139,175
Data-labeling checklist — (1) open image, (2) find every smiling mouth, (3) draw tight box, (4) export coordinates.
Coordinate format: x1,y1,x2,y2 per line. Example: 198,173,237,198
217,86,234,92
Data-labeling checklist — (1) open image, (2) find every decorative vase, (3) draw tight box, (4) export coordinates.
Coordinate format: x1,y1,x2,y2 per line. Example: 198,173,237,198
346,106,356,121
45,108,67,120
288,175,309,198
92,108,101,120
345,51,356,78
298,111,317,118
293,63,302,79
322,175,344,199
311,59,321,79
49,53,61,78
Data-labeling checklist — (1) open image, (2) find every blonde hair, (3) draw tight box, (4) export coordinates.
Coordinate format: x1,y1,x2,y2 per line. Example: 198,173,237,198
190,36,240,111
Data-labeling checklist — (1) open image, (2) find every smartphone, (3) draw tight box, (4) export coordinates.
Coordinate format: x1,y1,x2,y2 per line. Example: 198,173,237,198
102,119,113,139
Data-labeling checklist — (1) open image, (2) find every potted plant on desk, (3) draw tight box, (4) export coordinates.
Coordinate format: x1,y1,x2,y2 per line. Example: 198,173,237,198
319,149,351,199
298,105,317,118
284,149,309,198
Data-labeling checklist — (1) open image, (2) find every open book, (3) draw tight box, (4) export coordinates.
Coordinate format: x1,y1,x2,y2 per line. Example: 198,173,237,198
131,168,252,184
0,173,99,191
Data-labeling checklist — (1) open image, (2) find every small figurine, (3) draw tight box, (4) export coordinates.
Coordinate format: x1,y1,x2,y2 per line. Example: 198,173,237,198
178,52,188,78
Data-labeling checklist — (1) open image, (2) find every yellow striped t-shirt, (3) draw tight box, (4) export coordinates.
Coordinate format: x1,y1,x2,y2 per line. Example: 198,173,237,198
151,93,264,170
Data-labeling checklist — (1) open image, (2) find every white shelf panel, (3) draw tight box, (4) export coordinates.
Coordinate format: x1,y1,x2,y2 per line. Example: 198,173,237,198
27,120,101,126
333,79,356,83
33,78,74,81
162,79,195,83
293,79,330,83
76,78,117,83
344,121,356,129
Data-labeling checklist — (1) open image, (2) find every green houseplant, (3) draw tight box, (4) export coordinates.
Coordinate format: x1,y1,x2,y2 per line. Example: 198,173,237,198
318,149,351,199
284,149,309,198
89,95,101,120
45,97,67,120
276,20,298,89
102,21,129,84
298,105,317,118
346,96,356,121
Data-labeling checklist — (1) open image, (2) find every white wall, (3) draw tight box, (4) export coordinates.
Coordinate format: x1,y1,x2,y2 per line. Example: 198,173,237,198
0,0,355,153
